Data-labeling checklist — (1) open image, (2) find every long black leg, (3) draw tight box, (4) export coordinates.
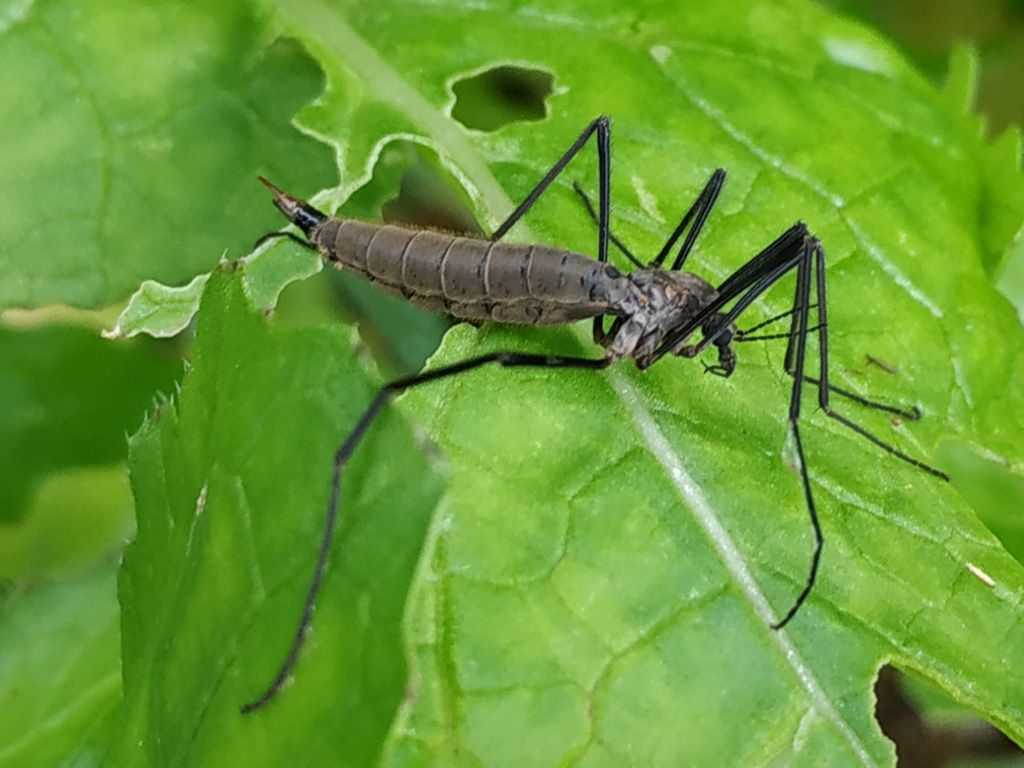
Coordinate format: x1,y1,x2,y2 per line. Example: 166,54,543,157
240,351,611,714
647,223,811,363
491,116,611,269
734,307,921,419
648,228,948,628
572,168,726,274
782,250,810,375
773,239,955,627
801,374,918,419
586,169,728,272
734,323,822,342
716,223,809,303
801,244,950,481
733,237,948,625
653,235,822,628
572,181,643,268
735,305,817,338
655,169,726,270
664,230,811,359
775,240,821,629
649,233,821,627
253,230,318,251
487,116,614,348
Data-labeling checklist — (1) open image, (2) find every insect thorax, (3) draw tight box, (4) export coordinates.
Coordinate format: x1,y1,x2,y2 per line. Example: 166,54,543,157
604,269,732,366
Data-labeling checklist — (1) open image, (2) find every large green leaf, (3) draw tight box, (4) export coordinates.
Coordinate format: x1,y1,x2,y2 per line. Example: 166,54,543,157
109,267,443,765
50,0,1023,765
259,0,1024,763
0,562,121,768
0,0,332,309
0,325,179,525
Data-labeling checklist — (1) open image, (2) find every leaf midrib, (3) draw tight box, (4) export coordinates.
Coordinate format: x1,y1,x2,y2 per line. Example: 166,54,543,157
608,366,876,766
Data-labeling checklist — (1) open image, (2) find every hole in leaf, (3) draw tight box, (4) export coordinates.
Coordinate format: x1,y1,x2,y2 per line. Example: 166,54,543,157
451,65,555,132
341,142,483,236
382,147,485,236
873,665,1022,766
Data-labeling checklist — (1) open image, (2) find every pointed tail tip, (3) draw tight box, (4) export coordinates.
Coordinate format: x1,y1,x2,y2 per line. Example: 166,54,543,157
257,175,284,197
255,177,326,235
257,176,308,211
257,175,302,214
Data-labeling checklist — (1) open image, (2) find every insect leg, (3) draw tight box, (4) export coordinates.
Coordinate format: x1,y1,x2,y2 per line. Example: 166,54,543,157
732,325,823,343
650,224,811,364
735,305,817,338
733,307,920,419
773,238,822,629
571,181,643,268
656,169,726,271
253,230,318,251
798,242,949,480
574,167,726,272
491,115,611,268
647,228,946,629
650,233,825,628
240,350,610,714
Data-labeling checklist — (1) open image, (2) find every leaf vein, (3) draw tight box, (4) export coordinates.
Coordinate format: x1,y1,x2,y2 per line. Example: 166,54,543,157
607,367,879,768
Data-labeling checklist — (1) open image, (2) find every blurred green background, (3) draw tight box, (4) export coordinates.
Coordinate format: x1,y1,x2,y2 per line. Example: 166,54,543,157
0,1,1022,766
821,0,1024,137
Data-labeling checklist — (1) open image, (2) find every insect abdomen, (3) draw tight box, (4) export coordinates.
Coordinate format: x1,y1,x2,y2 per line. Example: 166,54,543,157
313,219,617,325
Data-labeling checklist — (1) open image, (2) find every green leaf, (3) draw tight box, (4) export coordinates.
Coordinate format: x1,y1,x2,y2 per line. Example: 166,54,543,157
396,324,1023,765
940,46,1024,309
102,0,1024,765
935,441,1024,564
0,561,121,768
997,224,1024,326
0,0,332,309
0,323,180,524
0,465,134,583
110,267,443,765
254,0,1024,763
101,274,210,340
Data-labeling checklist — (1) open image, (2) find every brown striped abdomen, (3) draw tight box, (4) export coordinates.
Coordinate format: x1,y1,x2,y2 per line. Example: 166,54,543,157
311,218,622,325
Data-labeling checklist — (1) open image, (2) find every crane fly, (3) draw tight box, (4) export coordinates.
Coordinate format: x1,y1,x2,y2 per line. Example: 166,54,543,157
241,115,949,713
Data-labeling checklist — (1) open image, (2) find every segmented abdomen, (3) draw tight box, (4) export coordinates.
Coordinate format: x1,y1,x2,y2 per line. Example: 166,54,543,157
311,218,619,325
